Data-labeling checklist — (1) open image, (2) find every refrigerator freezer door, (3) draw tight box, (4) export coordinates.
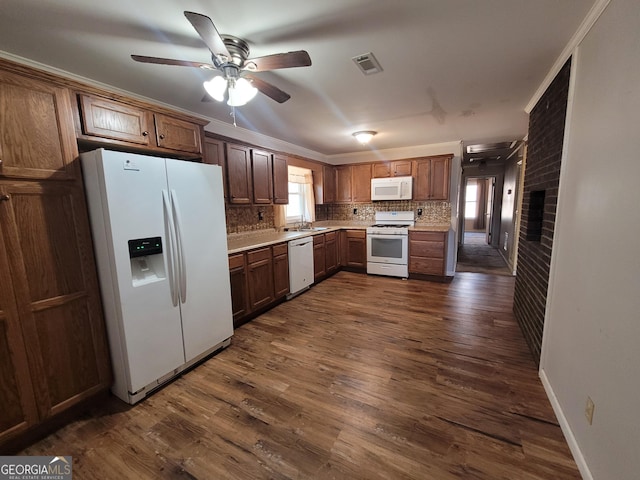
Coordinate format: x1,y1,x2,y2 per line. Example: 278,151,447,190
165,159,233,361
86,150,185,396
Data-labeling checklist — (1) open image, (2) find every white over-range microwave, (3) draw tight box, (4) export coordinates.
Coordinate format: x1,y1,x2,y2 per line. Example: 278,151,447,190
370,176,413,201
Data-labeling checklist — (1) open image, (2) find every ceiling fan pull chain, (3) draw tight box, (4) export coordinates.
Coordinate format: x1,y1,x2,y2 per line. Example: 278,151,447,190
230,106,237,127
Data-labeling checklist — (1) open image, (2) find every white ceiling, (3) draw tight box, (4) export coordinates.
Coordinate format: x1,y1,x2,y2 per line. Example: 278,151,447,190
0,0,595,157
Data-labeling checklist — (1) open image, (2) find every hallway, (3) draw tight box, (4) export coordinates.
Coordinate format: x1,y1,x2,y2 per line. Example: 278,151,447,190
456,232,512,276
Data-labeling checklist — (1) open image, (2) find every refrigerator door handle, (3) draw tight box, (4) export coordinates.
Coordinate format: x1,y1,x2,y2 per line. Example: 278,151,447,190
162,190,179,307
170,189,187,303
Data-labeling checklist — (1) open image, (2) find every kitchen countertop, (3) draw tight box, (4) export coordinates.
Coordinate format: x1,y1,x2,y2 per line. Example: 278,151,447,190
227,223,450,254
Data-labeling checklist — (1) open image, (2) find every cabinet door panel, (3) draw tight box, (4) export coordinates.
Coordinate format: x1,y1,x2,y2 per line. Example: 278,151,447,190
352,164,372,203
335,166,352,203
0,182,110,419
0,72,78,180
154,114,202,154
273,252,289,299
80,94,151,146
251,150,272,204
226,144,252,204
413,159,431,201
429,156,450,200
322,165,336,204
0,222,37,442
272,155,289,205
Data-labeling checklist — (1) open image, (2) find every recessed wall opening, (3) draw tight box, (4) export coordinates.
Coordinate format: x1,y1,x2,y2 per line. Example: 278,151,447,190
526,190,545,241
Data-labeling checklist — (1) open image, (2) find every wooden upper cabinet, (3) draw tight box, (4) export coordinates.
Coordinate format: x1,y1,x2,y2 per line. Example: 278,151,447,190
372,160,413,178
79,94,151,146
78,94,203,156
226,143,252,204
335,166,352,203
154,114,202,154
251,149,273,204
429,156,451,200
352,164,372,202
413,155,451,201
0,71,79,181
321,165,336,204
272,154,289,205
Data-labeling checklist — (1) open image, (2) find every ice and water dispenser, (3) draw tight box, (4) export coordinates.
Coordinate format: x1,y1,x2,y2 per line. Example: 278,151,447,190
128,237,166,287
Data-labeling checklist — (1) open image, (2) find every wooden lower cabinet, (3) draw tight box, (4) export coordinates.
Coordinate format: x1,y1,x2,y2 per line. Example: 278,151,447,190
344,230,367,271
247,247,275,310
228,253,249,325
409,231,448,277
325,232,338,274
0,181,111,449
313,235,326,281
229,242,289,327
272,243,289,299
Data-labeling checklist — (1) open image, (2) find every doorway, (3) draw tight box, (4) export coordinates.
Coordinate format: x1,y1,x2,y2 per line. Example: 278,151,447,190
457,175,511,275
461,176,495,246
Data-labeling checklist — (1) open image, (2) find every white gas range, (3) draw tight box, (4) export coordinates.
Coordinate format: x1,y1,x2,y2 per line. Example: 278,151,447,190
366,211,415,278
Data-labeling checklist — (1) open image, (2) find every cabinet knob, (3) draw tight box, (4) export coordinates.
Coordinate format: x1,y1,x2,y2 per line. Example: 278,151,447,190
142,131,149,137
0,194,10,201
159,134,166,140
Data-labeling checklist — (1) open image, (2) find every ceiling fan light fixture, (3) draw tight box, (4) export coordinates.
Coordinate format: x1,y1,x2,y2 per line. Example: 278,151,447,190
203,75,227,102
227,78,258,107
353,131,377,144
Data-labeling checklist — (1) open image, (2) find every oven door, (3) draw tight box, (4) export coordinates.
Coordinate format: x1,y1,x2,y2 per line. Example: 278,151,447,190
366,233,408,265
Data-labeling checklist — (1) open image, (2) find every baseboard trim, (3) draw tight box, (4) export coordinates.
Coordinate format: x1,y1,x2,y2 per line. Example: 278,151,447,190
539,369,593,480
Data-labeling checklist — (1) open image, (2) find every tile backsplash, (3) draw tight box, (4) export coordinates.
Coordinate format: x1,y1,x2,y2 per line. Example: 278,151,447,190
226,205,275,234
225,200,451,234
316,201,451,225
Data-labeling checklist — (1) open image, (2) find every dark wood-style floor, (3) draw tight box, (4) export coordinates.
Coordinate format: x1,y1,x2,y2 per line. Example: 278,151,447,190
20,271,580,479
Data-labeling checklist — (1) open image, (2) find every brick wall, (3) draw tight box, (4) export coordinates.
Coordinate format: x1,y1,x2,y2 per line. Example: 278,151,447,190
513,58,571,364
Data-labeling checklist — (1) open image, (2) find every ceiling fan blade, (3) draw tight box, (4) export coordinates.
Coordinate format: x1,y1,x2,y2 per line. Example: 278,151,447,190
184,11,230,65
243,51,311,72
131,55,214,69
247,75,291,103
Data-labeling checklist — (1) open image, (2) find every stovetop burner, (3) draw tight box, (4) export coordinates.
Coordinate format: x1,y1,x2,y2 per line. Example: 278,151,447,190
370,224,410,228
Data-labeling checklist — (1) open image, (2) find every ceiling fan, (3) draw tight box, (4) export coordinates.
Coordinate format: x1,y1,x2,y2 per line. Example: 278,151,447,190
132,11,312,106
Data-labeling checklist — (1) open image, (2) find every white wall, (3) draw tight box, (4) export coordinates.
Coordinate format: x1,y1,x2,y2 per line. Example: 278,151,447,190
540,1,640,479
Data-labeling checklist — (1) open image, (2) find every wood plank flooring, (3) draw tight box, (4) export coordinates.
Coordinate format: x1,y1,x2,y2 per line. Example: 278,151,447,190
20,271,580,479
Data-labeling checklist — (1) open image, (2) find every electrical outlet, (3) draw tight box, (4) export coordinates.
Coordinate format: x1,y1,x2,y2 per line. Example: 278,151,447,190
353,208,358,215
585,396,595,425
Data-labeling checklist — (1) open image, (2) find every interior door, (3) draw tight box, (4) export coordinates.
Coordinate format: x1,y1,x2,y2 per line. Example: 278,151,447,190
485,178,495,245
165,160,233,362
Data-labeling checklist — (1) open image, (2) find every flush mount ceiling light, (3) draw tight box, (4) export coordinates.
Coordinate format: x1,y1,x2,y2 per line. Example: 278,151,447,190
353,131,377,144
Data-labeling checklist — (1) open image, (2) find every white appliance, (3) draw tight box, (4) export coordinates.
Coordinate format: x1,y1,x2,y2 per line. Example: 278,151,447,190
81,148,233,404
371,176,413,201
288,236,314,298
367,211,415,278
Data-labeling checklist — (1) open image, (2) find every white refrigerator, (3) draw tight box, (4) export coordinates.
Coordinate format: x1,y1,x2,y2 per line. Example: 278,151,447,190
81,148,233,404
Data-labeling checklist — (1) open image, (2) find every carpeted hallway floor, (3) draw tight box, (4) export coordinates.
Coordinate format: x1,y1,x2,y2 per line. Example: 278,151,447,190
456,232,513,276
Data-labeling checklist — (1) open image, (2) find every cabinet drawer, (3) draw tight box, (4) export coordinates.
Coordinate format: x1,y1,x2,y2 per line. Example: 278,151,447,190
410,240,445,259
325,231,337,242
228,253,245,270
409,258,445,275
410,231,446,242
272,243,288,257
346,229,366,239
313,234,325,245
247,247,271,264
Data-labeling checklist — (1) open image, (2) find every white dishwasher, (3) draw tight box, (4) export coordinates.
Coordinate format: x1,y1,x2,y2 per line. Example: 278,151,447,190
288,236,314,299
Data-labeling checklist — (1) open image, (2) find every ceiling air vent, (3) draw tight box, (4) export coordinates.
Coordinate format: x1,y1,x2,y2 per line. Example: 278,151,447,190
352,52,383,75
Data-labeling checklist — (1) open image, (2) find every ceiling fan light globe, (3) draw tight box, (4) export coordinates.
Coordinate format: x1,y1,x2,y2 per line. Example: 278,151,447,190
203,76,227,102
227,78,258,107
